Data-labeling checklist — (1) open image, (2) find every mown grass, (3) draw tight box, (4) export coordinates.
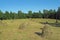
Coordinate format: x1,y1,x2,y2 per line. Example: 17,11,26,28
0,18,60,40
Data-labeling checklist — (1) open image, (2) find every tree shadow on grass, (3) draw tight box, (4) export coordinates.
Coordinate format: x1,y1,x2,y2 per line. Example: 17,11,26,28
40,22,60,27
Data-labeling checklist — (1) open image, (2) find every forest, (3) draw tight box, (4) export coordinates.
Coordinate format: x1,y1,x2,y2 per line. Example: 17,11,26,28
0,7,60,20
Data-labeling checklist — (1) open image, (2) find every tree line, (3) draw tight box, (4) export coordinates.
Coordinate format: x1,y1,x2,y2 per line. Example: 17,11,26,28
0,7,60,20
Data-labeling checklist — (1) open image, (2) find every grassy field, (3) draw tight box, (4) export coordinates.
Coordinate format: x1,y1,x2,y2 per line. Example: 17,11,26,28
0,18,60,40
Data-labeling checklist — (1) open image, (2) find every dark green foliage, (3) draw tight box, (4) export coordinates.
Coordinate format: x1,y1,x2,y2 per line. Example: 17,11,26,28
0,10,3,18
18,11,26,19
27,11,32,18
0,7,60,20
10,11,14,19
4,11,10,19
32,11,42,18
32,12,39,18
43,9,49,18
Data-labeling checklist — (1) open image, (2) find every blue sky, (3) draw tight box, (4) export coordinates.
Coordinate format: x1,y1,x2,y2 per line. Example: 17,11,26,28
0,0,60,13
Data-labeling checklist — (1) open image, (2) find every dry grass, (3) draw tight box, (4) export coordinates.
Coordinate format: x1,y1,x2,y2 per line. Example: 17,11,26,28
0,19,60,40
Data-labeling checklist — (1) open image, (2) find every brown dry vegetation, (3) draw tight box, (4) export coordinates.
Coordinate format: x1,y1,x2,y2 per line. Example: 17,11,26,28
0,19,60,40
